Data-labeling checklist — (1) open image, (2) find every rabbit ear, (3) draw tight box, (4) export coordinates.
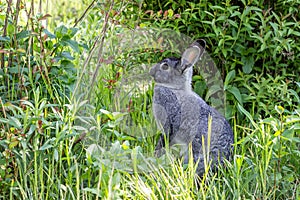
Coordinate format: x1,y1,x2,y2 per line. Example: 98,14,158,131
180,39,206,71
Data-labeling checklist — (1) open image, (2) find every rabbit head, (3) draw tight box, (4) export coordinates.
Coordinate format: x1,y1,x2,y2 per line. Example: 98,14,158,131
150,39,206,90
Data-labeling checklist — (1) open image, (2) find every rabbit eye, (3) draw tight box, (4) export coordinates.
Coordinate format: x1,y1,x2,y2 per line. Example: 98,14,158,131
161,63,169,70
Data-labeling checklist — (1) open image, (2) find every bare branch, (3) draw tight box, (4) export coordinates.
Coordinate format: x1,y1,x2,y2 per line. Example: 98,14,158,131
73,0,97,28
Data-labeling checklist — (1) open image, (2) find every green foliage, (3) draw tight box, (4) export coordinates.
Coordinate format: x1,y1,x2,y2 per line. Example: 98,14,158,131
224,71,300,123
139,0,300,120
141,0,300,74
0,0,299,199
0,5,83,102
0,1,85,196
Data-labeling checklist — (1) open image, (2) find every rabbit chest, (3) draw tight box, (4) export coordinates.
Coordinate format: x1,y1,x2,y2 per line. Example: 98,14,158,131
152,85,211,144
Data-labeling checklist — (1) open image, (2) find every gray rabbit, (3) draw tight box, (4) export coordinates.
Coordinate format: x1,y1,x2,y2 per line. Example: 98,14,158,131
150,39,233,175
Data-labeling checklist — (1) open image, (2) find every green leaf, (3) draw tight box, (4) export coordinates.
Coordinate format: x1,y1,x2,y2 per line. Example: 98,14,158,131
282,129,294,139
55,25,68,38
291,30,300,37
61,51,74,60
100,109,113,120
228,19,238,28
192,75,203,81
10,117,22,129
218,38,224,47
112,112,127,121
69,27,79,37
241,56,254,74
205,85,222,101
8,67,19,74
216,15,227,22
202,20,212,25
9,140,19,149
16,30,31,40
227,86,243,105
224,70,236,89
204,11,214,18
194,80,207,97
39,139,55,150
270,22,278,32
43,29,56,39
210,5,225,11
82,188,101,196
60,60,75,69
0,36,10,41
272,11,281,24
264,31,272,42
230,11,241,18
65,39,80,53
7,23,15,35
237,104,259,130
26,125,36,137
275,105,284,115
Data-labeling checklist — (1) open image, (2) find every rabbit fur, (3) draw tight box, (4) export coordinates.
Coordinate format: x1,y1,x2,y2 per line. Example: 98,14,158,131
150,39,233,175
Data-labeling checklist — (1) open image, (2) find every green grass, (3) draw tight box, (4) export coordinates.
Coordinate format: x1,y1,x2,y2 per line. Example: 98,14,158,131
0,0,300,199
1,60,299,199
2,97,299,199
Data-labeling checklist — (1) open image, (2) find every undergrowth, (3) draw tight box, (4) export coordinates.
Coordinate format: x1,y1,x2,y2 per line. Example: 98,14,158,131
0,0,299,199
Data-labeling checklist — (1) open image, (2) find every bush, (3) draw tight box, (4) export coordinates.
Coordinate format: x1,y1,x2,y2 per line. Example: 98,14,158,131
0,0,299,199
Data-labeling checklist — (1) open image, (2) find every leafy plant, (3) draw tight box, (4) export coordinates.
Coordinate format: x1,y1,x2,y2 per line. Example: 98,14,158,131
1,0,300,199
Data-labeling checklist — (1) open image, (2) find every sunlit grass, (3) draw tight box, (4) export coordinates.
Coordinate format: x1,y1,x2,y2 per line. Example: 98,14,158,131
0,0,299,199
5,77,299,199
